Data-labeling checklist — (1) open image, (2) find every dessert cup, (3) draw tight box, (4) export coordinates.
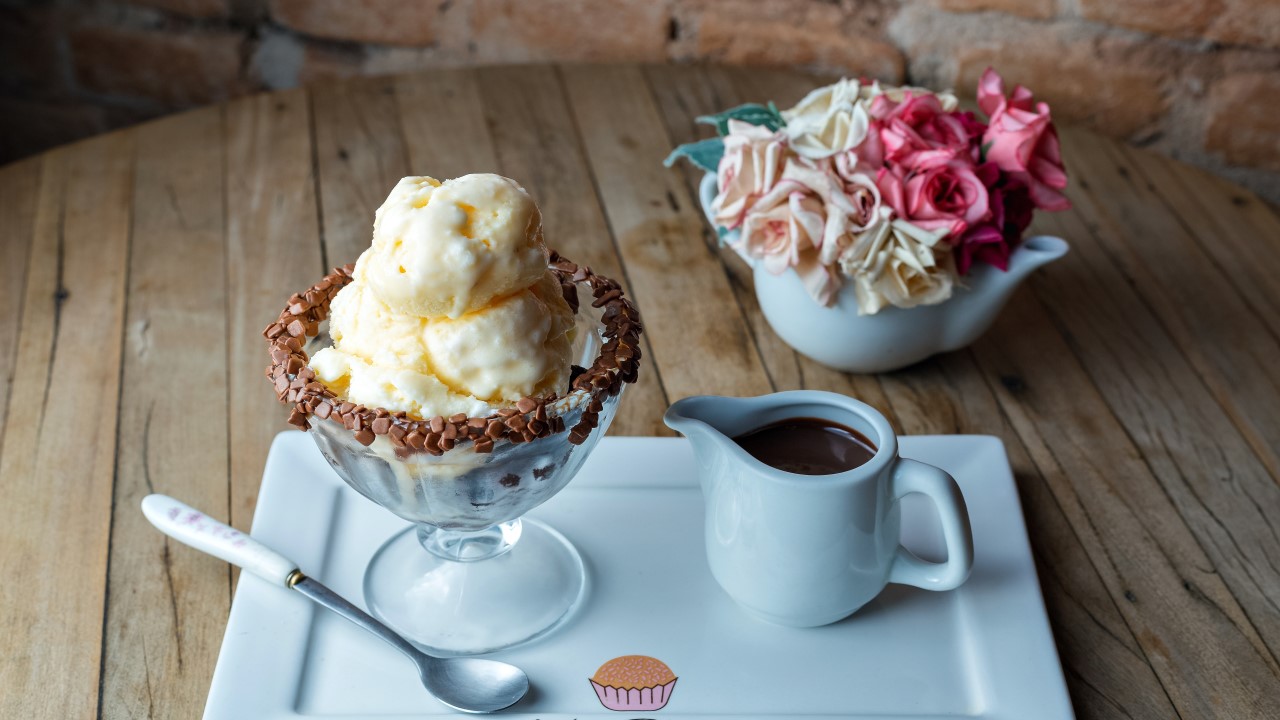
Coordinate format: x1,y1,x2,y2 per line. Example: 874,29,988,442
266,257,641,655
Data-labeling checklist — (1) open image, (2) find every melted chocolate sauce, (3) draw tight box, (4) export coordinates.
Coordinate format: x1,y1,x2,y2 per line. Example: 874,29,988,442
733,417,877,475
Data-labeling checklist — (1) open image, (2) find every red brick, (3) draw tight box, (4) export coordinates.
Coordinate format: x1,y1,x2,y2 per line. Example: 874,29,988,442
471,0,670,62
678,0,846,44
297,44,368,84
699,24,903,80
1078,0,1215,40
1207,1,1280,48
270,0,444,47
1205,72,1280,169
933,0,1054,20
249,29,368,90
676,0,897,70
0,7,67,96
951,35,1169,137
70,25,245,106
0,98,108,164
1079,0,1280,48
894,5,1172,136
363,47,468,77
126,0,230,19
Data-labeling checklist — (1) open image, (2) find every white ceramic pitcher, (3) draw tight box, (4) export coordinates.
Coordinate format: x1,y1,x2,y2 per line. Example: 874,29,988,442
664,390,974,627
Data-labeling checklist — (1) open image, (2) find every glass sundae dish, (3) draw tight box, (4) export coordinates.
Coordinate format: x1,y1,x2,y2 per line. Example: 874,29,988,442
263,175,642,655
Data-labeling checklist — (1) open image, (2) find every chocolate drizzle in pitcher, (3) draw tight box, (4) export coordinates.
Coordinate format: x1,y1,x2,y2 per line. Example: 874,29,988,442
263,250,643,454
733,417,876,475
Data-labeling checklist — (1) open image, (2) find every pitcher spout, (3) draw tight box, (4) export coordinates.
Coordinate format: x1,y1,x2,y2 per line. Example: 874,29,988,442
1005,235,1069,283
663,396,738,445
665,395,757,483
943,235,1068,350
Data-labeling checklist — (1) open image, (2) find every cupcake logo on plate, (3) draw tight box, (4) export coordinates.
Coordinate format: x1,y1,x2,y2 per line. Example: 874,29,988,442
590,655,678,711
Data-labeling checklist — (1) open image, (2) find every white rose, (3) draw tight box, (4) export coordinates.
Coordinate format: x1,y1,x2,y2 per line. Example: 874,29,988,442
711,120,789,231
839,208,956,315
861,80,959,112
781,79,871,160
738,178,824,276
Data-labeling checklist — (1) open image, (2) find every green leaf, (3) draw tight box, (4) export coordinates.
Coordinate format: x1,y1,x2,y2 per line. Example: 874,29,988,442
696,103,786,136
663,137,725,173
980,140,993,163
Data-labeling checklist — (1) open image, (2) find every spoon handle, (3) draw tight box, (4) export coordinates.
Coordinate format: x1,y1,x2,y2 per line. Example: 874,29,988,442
290,575,422,661
141,494,298,587
142,494,422,660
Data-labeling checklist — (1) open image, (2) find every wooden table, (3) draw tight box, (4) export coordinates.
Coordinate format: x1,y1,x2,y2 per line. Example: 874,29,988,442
2,63,1278,720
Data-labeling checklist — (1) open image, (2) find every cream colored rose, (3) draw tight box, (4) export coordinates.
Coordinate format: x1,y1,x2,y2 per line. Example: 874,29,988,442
780,158,881,268
861,81,959,112
712,120,789,231
794,247,842,307
781,78,871,160
838,208,956,315
738,179,822,270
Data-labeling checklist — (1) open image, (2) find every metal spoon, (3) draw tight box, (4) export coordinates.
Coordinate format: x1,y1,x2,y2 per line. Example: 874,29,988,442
141,494,530,714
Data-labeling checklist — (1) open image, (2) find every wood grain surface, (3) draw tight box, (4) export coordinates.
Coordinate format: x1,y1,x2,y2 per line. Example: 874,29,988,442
0,64,1277,720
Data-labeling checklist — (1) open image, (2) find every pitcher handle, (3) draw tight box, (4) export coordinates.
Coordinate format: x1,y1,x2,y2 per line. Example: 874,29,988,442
887,458,974,591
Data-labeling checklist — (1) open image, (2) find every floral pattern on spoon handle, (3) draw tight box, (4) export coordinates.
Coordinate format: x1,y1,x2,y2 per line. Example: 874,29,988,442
141,494,298,587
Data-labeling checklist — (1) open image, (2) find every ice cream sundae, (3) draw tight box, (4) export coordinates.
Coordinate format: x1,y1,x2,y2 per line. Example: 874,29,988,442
261,172,643,654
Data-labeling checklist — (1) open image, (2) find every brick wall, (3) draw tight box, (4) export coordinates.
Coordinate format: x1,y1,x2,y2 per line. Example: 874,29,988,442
3,0,1278,203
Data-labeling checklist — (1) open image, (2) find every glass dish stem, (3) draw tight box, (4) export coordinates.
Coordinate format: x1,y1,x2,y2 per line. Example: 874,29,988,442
417,519,523,562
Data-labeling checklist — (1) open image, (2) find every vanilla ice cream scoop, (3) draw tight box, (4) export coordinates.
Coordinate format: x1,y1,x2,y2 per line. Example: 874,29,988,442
422,273,573,403
363,174,549,319
309,174,574,420
325,280,428,369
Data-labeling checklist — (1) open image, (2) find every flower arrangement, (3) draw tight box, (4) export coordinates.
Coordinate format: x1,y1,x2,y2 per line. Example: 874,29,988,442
667,69,1070,315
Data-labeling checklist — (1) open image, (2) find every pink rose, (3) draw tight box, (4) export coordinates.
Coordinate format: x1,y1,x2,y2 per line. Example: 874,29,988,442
951,164,1008,274
951,164,1038,274
955,110,989,157
830,126,884,177
738,180,822,273
1000,179,1036,240
977,68,1070,211
878,160,990,238
712,120,790,230
870,92,975,169
954,223,1007,275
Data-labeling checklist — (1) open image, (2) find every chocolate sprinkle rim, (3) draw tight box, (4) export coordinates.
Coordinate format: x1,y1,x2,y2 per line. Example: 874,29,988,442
263,250,643,454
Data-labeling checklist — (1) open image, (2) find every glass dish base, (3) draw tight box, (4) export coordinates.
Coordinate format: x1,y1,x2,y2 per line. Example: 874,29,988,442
363,518,586,656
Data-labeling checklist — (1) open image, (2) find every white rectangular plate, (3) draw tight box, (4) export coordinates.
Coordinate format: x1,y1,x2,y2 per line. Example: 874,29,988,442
205,433,1073,719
